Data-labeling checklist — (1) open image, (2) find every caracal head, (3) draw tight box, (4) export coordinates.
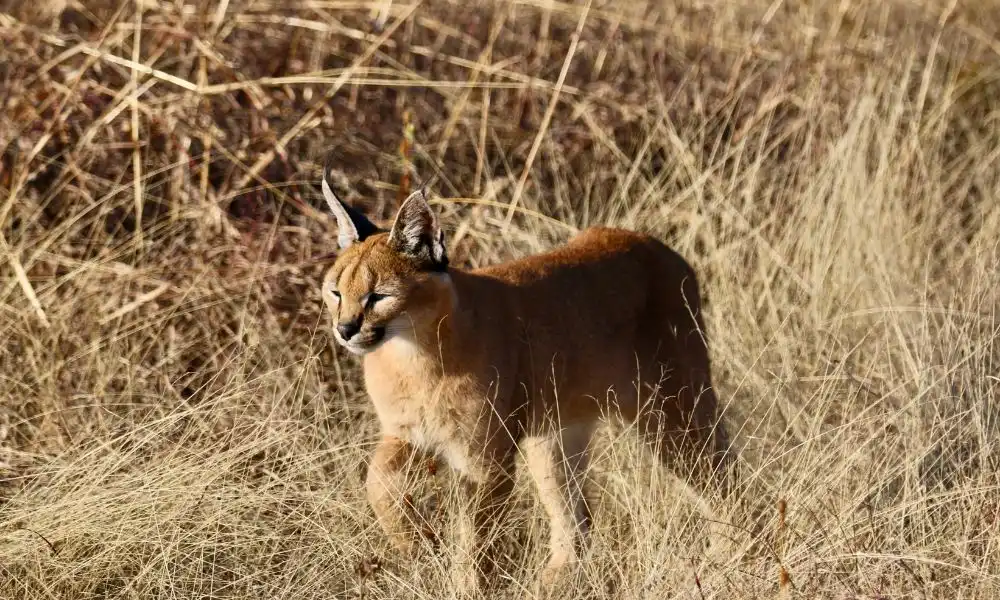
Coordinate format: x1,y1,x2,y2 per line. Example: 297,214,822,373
320,168,451,356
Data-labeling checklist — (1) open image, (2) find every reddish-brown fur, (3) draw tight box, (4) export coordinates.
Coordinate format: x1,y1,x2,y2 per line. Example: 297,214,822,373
320,181,731,591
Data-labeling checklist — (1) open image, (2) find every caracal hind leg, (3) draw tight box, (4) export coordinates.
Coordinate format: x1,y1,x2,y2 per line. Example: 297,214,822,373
639,380,731,496
522,423,595,589
638,381,741,562
366,435,434,557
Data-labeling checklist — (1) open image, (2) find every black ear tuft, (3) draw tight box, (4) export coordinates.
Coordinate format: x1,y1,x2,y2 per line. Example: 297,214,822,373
321,161,381,250
388,188,448,270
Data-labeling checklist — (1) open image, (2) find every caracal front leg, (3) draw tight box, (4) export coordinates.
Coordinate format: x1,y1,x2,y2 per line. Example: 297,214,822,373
455,456,517,593
523,424,594,588
366,435,433,556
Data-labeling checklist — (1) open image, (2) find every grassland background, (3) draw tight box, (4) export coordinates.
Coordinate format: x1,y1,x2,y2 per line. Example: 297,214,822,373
1,0,999,598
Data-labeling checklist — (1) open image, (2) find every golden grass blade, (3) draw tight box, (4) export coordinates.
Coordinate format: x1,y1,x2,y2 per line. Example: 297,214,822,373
0,232,49,328
503,0,591,231
98,282,170,325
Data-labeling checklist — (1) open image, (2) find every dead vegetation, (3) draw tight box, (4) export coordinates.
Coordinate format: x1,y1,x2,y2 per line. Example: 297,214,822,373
1,0,999,598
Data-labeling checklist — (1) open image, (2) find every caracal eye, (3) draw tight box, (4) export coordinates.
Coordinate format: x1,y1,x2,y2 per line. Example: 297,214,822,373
327,285,341,300
365,292,390,309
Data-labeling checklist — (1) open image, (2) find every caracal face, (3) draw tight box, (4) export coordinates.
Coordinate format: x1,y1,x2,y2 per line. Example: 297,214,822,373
321,233,441,356
320,176,450,356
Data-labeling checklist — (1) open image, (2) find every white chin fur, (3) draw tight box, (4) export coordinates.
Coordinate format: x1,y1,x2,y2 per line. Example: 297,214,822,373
333,332,372,356
333,316,416,357
335,333,391,356
341,343,369,356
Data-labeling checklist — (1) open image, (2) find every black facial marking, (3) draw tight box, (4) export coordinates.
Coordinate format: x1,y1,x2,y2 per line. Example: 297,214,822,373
366,292,387,309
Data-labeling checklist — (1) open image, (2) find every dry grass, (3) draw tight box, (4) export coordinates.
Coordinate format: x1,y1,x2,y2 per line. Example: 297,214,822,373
2,0,999,597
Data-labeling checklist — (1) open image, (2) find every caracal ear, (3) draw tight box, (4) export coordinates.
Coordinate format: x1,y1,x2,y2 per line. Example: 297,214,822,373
387,187,448,271
321,166,381,250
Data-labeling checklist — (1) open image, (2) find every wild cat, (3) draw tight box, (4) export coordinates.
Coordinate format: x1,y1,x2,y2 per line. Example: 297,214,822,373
318,171,732,591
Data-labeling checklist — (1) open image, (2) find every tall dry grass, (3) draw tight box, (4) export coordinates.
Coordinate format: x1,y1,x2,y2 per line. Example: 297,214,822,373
1,0,999,598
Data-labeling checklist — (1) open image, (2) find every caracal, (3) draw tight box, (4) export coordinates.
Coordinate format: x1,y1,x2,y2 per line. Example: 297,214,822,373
319,171,732,591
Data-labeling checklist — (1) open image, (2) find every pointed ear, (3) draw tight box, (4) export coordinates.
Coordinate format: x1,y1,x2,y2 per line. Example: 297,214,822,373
388,188,448,270
322,169,381,250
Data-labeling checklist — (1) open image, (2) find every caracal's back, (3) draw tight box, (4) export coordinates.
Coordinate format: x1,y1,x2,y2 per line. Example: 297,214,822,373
460,226,719,436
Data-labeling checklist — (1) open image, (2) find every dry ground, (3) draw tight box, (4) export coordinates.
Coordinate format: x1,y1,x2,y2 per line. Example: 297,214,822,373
2,0,999,598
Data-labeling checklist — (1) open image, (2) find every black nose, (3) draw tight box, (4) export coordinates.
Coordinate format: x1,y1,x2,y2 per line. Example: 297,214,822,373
337,319,362,341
